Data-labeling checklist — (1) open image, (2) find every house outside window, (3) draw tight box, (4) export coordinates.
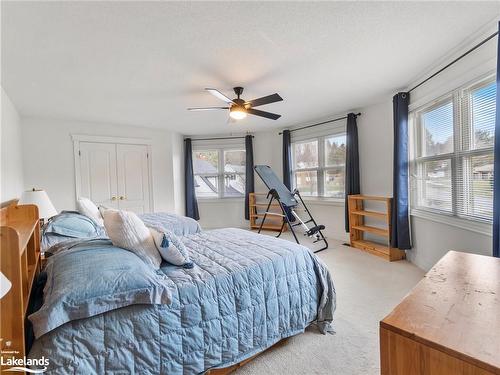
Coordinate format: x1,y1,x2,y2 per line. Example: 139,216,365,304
193,148,246,198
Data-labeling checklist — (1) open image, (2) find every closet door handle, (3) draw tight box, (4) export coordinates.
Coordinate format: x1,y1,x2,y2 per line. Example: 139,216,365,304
111,196,117,201
119,196,126,200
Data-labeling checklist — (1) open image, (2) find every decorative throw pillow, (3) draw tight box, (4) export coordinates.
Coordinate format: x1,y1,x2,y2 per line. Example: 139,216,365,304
101,208,162,269
77,197,104,226
150,228,194,269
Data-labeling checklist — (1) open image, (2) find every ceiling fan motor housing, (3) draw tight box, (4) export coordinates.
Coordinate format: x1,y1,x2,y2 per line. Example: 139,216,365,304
233,86,244,98
232,98,245,108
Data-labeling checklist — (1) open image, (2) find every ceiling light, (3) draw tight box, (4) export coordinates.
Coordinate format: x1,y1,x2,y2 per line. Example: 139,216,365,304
229,106,247,120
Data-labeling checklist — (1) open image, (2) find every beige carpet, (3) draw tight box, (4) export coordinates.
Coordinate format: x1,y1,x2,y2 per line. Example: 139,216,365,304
235,233,424,375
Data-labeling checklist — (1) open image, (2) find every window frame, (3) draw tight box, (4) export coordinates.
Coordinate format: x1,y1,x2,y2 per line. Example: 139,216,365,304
410,74,495,225
193,147,246,200
291,132,346,200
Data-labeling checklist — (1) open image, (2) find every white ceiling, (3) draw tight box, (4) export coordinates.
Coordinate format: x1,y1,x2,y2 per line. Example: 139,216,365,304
2,1,499,135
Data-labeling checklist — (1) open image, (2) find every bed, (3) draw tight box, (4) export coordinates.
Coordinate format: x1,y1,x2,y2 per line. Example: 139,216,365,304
26,213,335,374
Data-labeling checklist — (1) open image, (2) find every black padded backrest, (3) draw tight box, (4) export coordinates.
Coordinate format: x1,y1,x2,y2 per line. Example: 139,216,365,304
254,165,297,208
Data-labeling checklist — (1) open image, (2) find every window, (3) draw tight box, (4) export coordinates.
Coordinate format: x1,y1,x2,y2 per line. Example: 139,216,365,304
292,134,346,198
411,75,495,223
193,149,246,198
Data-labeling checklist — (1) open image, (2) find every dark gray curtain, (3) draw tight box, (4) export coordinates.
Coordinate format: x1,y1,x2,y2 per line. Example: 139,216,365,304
184,138,199,220
282,130,292,189
345,113,360,232
281,130,295,221
244,135,255,220
390,93,412,249
493,21,500,257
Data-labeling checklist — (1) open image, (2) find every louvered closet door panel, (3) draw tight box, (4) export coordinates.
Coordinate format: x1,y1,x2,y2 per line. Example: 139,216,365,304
78,142,119,208
116,144,151,214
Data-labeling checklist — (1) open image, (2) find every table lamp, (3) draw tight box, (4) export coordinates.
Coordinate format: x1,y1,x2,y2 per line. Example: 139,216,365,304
18,188,57,224
0,272,12,299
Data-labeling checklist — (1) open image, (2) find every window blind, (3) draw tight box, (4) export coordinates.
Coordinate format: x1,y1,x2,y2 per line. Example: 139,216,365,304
413,99,454,213
411,75,495,223
455,80,495,221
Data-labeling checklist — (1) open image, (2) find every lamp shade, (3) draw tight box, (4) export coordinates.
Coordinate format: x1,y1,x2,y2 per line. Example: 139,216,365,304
0,272,12,299
18,189,57,219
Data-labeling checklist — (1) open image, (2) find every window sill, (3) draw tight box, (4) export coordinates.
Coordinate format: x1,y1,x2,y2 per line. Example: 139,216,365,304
197,196,344,206
410,208,492,237
300,197,345,206
197,197,244,204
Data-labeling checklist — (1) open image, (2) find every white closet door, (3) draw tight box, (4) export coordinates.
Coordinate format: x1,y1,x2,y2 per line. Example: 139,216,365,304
116,144,151,214
78,142,119,208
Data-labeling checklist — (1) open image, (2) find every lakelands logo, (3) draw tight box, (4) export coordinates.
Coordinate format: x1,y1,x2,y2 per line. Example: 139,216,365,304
1,355,49,373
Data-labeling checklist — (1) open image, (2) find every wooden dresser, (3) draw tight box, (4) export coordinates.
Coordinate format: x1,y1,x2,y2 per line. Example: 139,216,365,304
380,251,500,375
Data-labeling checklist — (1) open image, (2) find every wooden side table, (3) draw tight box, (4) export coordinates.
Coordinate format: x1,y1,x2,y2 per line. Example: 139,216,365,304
380,251,500,374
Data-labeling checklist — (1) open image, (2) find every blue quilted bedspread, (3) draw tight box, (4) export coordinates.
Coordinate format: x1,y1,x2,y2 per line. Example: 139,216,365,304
29,228,335,374
139,212,201,236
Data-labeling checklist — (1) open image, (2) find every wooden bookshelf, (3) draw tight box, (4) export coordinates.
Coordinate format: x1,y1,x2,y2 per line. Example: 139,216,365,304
0,203,41,367
348,195,405,261
249,193,287,232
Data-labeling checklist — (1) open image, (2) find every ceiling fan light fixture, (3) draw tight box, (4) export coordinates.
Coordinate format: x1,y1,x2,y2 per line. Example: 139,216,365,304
229,106,247,120
188,86,282,120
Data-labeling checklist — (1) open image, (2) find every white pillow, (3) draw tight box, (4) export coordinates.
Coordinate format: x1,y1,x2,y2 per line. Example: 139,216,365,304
77,197,104,226
150,228,194,269
101,208,162,269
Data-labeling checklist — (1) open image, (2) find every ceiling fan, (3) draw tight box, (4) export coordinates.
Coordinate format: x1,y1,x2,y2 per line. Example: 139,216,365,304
188,87,283,120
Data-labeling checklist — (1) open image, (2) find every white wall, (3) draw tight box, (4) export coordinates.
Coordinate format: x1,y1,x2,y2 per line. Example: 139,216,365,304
171,132,185,215
358,101,393,196
409,217,491,270
21,117,181,213
1,87,24,202
198,199,246,229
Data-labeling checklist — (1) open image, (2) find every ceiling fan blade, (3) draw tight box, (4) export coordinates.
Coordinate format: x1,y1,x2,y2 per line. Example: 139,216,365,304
187,107,229,111
247,108,281,120
205,88,234,104
245,93,283,108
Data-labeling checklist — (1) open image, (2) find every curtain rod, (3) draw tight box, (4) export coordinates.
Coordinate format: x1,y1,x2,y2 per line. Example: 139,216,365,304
408,30,498,93
186,135,254,142
278,113,361,135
